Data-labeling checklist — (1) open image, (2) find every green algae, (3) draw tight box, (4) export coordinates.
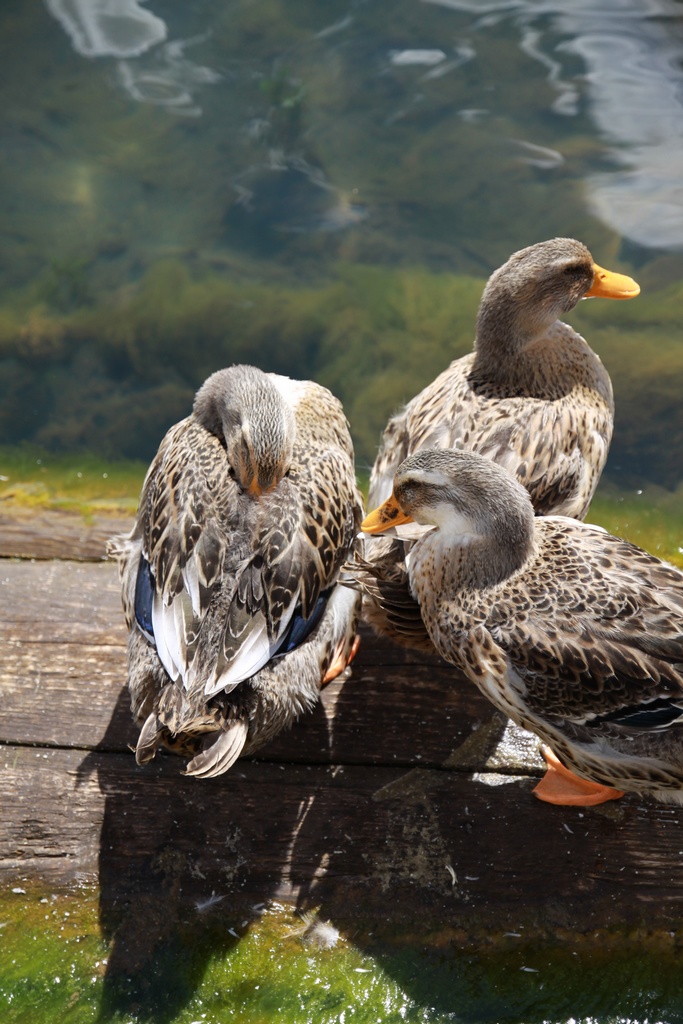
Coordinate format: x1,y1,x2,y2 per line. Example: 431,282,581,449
0,445,144,516
6,256,682,489
0,261,483,467
572,281,683,491
3,885,683,1024
0,259,681,560
0,250,679,503
0,885,106,1024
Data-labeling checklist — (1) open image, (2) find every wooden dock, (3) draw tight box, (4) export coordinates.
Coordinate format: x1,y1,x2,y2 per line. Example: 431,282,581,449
3,507,683,958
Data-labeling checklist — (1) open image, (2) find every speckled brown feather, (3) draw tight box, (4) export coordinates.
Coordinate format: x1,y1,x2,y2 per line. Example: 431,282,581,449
379,449,683,803
109,368,363,777
362,239,624,653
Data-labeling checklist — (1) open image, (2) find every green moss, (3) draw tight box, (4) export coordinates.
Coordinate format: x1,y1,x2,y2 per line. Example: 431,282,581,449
0,885,106,1024
0,445,145,515
3,885,683,1024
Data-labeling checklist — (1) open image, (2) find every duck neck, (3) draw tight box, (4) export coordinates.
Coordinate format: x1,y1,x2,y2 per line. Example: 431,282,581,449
471,293,558,391
409,509,535,610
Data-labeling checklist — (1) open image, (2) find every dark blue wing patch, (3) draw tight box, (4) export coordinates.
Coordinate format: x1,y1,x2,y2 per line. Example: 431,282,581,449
134,554,156,642
589,697,683,731
273,587,333,659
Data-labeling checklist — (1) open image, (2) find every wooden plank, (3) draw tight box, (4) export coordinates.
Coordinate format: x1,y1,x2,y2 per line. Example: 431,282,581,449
0,559,516,770
0,559,125,643
3,744,683,945
0,506,133,561
4,555,683,946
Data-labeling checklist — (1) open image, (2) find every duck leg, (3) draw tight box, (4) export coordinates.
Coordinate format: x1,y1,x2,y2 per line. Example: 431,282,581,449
321,634,361,686
533,744,625,806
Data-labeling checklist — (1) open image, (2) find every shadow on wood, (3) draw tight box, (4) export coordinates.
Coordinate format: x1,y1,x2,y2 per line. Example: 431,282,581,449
4,554,683,1022
72,642,683,1022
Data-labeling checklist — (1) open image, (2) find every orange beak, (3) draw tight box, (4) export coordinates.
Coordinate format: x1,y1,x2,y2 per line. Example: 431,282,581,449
361,494,414,534
585,263,640,300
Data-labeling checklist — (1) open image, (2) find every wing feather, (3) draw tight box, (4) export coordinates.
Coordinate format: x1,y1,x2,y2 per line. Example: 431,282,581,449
453,520,683,729
370,351,612,521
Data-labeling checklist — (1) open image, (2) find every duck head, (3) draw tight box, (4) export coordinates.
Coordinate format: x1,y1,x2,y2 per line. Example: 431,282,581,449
363,448,536,584
193,364,295,495
476,237,639,354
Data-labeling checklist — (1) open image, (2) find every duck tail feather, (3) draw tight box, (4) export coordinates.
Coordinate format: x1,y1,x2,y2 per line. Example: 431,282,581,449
184,719,249,778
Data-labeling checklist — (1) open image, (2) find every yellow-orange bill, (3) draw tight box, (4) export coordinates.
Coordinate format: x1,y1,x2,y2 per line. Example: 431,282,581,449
585,263,640,300
361,494,414,534
247,479,263,497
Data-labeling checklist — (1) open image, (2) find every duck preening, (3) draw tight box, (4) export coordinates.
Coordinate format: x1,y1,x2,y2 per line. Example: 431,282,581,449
109,364,363,778
355,448,683,806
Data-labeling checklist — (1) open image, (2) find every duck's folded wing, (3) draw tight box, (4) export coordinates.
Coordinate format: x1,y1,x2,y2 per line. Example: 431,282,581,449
486,533,683,729
204,545,302,695
137,420,234,687
206,454,359,695
585,697,683,731
474,403,610,520
507,625,683,729
345,543,435,652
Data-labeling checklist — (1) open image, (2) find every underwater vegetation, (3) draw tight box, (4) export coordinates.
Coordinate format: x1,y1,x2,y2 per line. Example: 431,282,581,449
1,257,683,496
1,257,682,566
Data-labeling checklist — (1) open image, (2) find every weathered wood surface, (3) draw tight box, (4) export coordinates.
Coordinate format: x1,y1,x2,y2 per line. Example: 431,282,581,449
0,504,132,561
3,536,683,950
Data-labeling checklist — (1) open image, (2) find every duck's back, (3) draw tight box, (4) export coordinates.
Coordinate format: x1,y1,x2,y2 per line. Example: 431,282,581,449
111,368,363,776
369,322,613,520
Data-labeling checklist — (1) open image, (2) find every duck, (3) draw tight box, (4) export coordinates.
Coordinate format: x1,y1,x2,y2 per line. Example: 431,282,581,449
370,237,639,514
109,364,363,778
363,238,639,650
357,448,683,806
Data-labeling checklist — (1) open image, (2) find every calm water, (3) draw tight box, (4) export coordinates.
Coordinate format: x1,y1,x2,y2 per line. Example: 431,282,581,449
2,0,683,485
3,1,683,1022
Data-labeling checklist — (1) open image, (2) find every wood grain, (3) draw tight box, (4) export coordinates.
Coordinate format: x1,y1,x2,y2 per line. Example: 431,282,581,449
2,553,683,949
0,506,133,561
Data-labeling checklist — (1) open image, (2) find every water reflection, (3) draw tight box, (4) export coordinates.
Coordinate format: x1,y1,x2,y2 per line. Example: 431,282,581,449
117,35,222,117
426,0,683,248
44,0,168,58
2,2,683,492
27,0,683,257
44,0,221,115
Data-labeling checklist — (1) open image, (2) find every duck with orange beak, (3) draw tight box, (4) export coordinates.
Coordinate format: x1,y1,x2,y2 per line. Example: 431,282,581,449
369,237,639,518
358,448,683,808
354,239,640,803
361,238,640,655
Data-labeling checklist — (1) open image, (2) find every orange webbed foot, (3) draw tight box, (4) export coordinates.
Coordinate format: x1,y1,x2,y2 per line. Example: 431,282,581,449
532,745,625,806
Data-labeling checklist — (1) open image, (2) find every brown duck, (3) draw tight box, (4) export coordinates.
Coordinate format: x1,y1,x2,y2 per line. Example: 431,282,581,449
110,364,362,778
363,238,639,651
360,449,683,806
